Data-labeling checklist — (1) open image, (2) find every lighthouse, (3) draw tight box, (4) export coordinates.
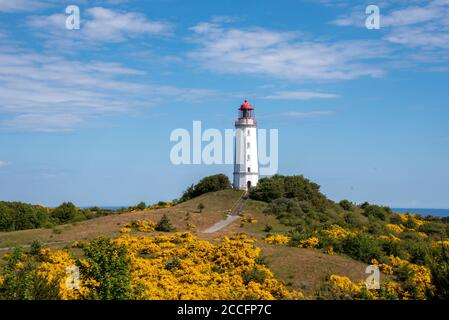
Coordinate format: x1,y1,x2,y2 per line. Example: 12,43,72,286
233,100,259,190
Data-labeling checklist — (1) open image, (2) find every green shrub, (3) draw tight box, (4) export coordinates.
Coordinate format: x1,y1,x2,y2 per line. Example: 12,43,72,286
180,174,231,201
52,202,77,224
155,214,174,232
0,248,60,300
249,176,284,202
430,246,449,300
418,222,447,238
242,268,266,285
339,200,354,211
344,212,365,229
250,175,329,211
78,237,132,300
342,234,384,263
30,240,42,256
362,204,391,221
136,202,146,211
263,198,304,217
165,257,181,271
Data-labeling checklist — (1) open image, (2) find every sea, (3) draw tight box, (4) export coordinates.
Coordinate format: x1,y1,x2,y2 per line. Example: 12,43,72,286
392,208,449,218
92,206,449,218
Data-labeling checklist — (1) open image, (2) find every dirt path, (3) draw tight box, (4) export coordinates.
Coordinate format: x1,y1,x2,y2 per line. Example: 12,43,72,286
202,191,246,233
202,215,241,233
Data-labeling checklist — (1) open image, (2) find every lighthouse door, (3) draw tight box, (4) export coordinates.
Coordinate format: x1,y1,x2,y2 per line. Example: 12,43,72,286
247,181,251,190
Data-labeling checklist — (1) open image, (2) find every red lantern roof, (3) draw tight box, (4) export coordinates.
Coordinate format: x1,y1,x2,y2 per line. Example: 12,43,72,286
239,100,253,110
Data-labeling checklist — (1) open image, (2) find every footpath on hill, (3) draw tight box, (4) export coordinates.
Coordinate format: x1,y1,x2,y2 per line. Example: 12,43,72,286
203,191,246,233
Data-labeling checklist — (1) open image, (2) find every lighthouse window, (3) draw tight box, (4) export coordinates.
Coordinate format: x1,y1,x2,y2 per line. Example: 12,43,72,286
247,154,250,161
248,167,251,172
247,130,250,136
247,142,250,148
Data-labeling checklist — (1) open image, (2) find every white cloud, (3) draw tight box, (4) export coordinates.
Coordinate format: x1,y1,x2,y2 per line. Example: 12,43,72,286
0,0,46,12
0,160,10,168
188,22,386,81
0,46,218,132
332,1,449,51
27,7,173,45
264,91,340,100
3,114,83,132
281,111,336,118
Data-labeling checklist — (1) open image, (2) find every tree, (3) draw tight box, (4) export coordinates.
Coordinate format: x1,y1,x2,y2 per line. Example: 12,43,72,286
136,202,146,211
339,200,354,211
52,202,77,224
197,203,205,213
249,177,283,202
78,237,132,300
156,214,174,232
180,174,231,202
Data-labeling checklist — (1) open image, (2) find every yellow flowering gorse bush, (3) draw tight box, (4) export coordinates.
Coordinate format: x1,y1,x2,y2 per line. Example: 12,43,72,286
298,237,319,249
22,232,303,300
264,234,291,245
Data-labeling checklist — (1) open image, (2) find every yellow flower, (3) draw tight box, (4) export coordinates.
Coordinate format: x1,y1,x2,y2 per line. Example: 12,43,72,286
386,224,405,233
379,234,401,242
329,275,361,294
432,240,449,247
120,227,132,233
324,246,334,255
298,237,319,248
370,259,394,275
321,225,355,240
241,217,258,223
15,262,25,270
264,234,291,245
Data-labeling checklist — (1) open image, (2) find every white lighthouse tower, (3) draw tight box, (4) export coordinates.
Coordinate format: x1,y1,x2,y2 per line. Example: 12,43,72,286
233,100,259,190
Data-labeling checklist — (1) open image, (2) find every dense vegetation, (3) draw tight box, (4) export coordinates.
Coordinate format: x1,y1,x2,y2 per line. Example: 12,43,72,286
179,173,232,202
0,201,118,232
0,233,302,300
252,175,449,300
0,200,175,233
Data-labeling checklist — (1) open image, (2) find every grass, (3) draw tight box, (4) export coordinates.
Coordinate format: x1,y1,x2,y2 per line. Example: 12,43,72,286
0,189,243,249
0,189,378,298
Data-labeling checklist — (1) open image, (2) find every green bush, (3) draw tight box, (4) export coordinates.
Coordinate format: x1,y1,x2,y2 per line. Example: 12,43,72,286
430,246,449,300
418,222,447,238
339,200,354,211
180,174,231,202
242,268,266,285
165,257,181,271
0,248,60,300
51,202,77,224
136,202,146,211
362,204,391,221
155,214,174,232
263,198,304,217
249,176,284,202
341,234,384,263
344,212,365,229
251,175,328,211
78,237,132,300
0,202,49,231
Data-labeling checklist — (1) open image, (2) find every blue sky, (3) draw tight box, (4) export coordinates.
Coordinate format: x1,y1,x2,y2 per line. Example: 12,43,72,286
0,0,448,208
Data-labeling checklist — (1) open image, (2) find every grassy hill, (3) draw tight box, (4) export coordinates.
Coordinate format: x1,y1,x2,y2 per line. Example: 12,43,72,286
0,189,376,297
0,174,448,300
